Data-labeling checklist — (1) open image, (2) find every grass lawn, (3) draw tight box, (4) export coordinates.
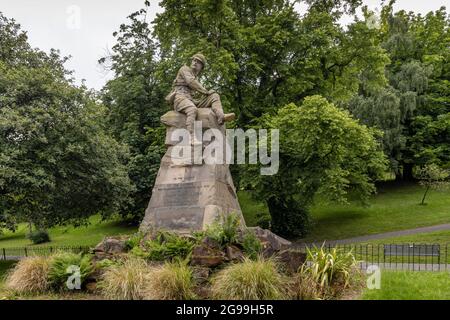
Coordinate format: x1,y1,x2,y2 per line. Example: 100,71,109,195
362,230,450,246
0,215,137,249
1,182,448,248
239,182,450,242
305,182,450,242
362,271,450,300
0,261,15,293
238,190,269,227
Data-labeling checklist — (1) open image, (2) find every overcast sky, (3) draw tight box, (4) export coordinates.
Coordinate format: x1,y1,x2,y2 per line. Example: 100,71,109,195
0,0,446,90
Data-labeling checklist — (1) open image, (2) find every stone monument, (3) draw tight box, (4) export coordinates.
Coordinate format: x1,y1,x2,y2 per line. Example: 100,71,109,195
140,53,245,234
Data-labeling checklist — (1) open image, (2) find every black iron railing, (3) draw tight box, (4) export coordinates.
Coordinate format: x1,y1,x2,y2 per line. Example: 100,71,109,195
1,245,92,260
298,243,450,271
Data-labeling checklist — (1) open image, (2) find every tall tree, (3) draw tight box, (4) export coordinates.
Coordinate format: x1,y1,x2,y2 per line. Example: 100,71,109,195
242,95,387,237
348,3,450,179
0,13,133,232
100,6,166,222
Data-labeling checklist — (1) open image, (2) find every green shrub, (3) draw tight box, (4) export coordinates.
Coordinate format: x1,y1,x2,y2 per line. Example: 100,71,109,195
132,231,195,261
143,262,196,300
211,257,286,300
99,257,150,300
205,213,242,247
47,252,94,290
241,230,262,260
125,232,144,250
6,256,50,293
255,212,271,229
300,245,357,298
95,258,117,270
26,230,50,244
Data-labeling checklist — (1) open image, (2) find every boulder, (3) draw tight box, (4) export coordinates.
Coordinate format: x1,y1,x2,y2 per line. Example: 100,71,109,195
244,227,291,256
93,237,127,260
192,267,210,284
190,243,225,267
277,249,307,274
85,282,97,293
225,245,245,262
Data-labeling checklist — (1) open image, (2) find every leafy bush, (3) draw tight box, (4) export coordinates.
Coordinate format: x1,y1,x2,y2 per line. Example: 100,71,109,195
299,245,358,298
95,258,117,270
98,258,150,300
241,230,262,260
47,252,94,290
26,230,50,244
132,231,195,261
211,257,286,300
143,262,196,300
205,213,242,247
255,212,271,229
125,232,144,250
5,256,50,293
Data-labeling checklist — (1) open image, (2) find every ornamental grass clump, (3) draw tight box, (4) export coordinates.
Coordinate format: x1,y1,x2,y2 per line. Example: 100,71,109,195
298,245,358,299
143,261,196,300
5,256,50,294
98,257,150,300
210,257,286,300
47,252,94,290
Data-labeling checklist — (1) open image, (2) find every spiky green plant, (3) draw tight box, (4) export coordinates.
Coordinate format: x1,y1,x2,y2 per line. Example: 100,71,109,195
301,245,357,291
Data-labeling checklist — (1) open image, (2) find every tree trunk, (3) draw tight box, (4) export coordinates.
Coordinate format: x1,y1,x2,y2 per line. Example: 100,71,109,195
402,163,414,181
421,186,430,205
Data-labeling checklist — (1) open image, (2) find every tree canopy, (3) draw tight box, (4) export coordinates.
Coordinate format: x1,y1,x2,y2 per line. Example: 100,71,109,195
0,13,133,232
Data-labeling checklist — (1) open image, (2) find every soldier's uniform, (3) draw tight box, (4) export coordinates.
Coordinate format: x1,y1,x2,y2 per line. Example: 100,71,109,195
166,54,225,136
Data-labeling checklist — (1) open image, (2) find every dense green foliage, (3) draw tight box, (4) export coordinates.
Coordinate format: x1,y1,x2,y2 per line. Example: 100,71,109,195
130,231,195,261
0,13,133,232
47,252,94,290
243,96,387,236
349,2,450,179
26,230,50,245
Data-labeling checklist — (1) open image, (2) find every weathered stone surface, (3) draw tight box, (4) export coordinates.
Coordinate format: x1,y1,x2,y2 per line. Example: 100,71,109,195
94,238,127,255
201,236,221,250
190,243,225,267
248,227,291,253
277,249,307,274
225,245,245,261
85,282,97,293
140,109,245,234
192,267,210,284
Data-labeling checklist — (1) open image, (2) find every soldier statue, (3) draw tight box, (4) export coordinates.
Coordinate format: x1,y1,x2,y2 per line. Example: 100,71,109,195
165,53,226,144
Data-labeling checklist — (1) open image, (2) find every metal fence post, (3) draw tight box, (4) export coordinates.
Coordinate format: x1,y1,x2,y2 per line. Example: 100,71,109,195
2,248,5,260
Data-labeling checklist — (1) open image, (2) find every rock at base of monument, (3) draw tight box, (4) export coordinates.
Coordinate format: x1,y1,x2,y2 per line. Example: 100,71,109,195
93,237,128,259
277,249,307,274
190,242,226,268
240,227,292,257
192,266,210,284
225,245,245,262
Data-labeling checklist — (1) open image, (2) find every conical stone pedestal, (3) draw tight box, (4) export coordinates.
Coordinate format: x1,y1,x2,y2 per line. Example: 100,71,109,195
140,109,244,234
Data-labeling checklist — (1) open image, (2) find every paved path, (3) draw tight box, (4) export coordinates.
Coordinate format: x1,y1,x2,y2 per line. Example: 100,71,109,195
294,223,450,246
